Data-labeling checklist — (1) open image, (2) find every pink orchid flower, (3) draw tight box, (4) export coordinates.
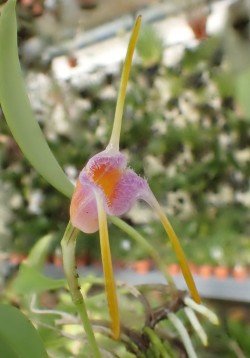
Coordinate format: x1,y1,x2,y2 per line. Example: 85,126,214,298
70,16,200,339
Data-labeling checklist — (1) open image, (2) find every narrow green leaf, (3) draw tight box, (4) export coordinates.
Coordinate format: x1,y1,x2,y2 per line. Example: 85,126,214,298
26,234,54,270
0,0,74,198
236,67,250,118
11,264,65,295
0,303,49,358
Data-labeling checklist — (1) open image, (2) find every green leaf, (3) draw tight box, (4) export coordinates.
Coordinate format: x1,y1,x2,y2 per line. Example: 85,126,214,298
236,67,250,118
215,71,235,98
0,303,49,358
11,264,65,295
26,234,54,270
0,0,73,198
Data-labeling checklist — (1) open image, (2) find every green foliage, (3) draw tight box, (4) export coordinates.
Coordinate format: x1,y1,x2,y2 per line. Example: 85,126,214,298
227,318,250,354
236,66,250,119
136,24,164,68
11,264,65,295
0,0,73,198
0,2,250,355
26,234,54,269
0,303,48,358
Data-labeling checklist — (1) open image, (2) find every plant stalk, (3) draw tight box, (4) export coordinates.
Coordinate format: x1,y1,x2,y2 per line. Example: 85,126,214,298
61,221,101,358
110,216,177,293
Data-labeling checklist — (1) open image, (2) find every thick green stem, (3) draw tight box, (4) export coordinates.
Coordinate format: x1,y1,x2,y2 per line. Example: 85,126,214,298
110,216,177,293
61,221,101,358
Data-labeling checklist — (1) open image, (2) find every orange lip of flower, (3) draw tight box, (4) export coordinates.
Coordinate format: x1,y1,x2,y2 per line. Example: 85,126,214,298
89,164,123,206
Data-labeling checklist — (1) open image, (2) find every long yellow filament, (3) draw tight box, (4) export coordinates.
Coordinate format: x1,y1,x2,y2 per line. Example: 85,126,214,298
108,16,142,152
94,191,120,339
148,194,201,304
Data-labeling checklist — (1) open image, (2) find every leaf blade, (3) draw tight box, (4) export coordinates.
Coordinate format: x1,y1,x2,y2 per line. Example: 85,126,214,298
0,0,73,198
0,303,49,358
11,264,66,295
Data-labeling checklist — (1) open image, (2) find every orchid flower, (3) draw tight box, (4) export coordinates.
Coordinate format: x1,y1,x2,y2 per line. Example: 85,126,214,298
70,16,200,340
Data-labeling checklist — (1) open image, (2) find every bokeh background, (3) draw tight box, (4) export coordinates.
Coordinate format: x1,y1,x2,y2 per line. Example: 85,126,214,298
0,0,250,355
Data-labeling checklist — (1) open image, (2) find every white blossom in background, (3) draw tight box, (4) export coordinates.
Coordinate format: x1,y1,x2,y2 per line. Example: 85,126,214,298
218,133,232,149
144,155,165,176
235,191,250,208
207,185,234,207
151,119,167,135
235,148,250,164
28,190,44,215
127,201,154,225
46,104,70,139
26,72,54,123
165,190,195,219
98,85,117,101
175,147,194,167
9,193,23,210
64,165,78,185
210,246,224,261
121,239,131,252
0,182,15,246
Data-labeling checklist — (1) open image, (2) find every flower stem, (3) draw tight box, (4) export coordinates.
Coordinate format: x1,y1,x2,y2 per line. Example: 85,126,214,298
146,193,201,304
110,216,176,292
95,193,120,339
61,221,101,358
108,15,142,152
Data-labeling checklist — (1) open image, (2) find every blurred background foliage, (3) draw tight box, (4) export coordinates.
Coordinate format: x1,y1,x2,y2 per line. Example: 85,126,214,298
0,0,250,357
0,0,249,268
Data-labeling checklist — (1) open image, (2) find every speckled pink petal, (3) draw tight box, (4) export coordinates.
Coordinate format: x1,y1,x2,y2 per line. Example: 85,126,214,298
70,177,100,234
84,150,127,177
107,169,150,216
70,150,150,232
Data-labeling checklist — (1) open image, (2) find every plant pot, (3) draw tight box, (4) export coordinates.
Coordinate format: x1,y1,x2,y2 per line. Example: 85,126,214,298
53,255,63,267
9,253,26,265
113,260,126,270
214,266,229,280
76,254,92,267
199,265,213,278
233,265,248,281
167,263,180,276
188,262,199,275
132,259,152,274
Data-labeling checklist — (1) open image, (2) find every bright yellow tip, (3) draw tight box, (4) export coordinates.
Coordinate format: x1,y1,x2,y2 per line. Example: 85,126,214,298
108,15,142,152
149,195,201,304
94,191,120,339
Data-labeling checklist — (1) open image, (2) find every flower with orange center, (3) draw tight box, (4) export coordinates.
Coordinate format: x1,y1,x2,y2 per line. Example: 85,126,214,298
70,16,200,340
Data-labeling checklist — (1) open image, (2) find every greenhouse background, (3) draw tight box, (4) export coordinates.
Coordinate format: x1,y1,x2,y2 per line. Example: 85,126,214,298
0,0,250,357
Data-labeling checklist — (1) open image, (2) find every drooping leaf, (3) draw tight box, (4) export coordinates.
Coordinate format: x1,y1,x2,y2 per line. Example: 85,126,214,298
0,0,74,198
11,264,65,295
26,234,54,270
0,303,49,358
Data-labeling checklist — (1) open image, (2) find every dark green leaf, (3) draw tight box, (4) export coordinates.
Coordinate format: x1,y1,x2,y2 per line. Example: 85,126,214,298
0,303,49,358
